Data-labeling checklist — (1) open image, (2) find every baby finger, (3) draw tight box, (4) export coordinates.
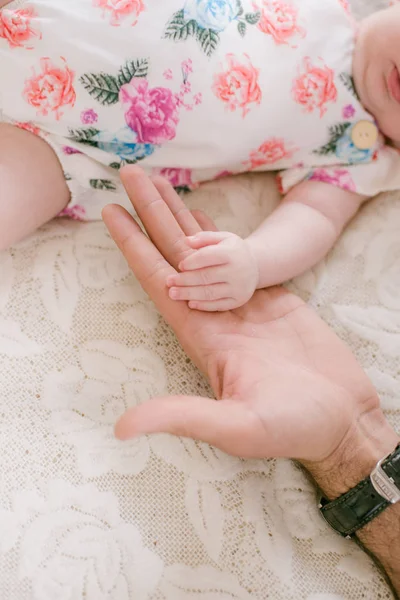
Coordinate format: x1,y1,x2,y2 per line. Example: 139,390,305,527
179,246,228,271
166,265,227,288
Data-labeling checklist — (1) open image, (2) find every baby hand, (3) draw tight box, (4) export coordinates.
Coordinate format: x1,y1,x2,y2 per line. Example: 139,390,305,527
166,231,259,311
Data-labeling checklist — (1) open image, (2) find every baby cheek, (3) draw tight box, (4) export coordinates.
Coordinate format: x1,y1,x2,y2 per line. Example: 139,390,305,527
382,119,400,145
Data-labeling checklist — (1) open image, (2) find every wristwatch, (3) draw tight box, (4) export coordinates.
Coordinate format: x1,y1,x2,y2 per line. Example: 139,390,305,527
319,443,400,538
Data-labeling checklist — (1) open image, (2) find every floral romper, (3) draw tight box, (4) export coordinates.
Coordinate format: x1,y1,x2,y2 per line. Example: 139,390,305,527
1,0,400,220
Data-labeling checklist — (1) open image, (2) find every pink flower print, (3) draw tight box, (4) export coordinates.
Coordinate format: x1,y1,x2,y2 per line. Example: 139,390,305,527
63,146,83,155
0,7,41,49
163,69,173,81
81,109,98,125
248,138,297,169
156,168,194,188
342,104,355,119
276,173,284,194
193,92,202,105
23,57,76,120
15,121,40,136
292,57,337,117
216,170,235,179
253,0,305,46
309,168,356,192
93,0,145,26
182,59,193,79
59,204,87,220
119,78,179,144
213,53,262,117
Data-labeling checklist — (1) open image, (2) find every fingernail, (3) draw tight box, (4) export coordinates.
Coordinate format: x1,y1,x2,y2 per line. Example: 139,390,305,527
103,206,133,239
169,288,178,300
114,420,135,441
166,275,175,287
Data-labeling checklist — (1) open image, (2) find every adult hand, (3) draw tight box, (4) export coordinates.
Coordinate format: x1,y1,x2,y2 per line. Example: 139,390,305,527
102,167,392,471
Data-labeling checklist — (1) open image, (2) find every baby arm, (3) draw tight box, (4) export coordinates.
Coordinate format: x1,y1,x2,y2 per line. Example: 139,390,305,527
167,181,367,311
0,124,70,250
245,180,368,288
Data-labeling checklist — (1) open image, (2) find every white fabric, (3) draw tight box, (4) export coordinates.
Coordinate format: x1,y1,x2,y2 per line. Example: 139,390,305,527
0,1,399,599
3,0,400,221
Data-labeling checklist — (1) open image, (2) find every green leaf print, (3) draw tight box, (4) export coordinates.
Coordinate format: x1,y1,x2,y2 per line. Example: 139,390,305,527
313,122,352,156
117,59,149,86
196,27,220,57
175,185,191,194
164,10,198,42
89,179,117,191
164,4,260,57
237,21,247,37
79,73,120,106
68,127,100,148
109,157,147,170
123,158,146,165
339,73,359,99
80,58,150,106
244,12,260,25
236,0,244,17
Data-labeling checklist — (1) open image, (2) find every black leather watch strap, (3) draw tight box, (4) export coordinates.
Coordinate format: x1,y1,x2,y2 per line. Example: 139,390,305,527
319,443,400,538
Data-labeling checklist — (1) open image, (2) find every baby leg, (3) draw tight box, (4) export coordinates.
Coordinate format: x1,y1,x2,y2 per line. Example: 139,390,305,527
0,124,70,250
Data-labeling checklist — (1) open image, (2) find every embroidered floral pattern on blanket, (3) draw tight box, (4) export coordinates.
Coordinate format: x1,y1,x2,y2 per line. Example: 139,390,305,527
0,1,398,599
0,167,398,599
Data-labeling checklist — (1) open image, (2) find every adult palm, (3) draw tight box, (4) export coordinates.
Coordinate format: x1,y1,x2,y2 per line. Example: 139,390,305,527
103,167,380,464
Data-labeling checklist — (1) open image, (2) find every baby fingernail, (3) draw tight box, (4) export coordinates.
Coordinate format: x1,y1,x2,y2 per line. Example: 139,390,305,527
166,275,175,287
169,288,178,299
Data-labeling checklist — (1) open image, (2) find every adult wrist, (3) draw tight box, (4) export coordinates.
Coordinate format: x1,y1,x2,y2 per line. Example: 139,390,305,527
303,408,400,593
302,407,400,501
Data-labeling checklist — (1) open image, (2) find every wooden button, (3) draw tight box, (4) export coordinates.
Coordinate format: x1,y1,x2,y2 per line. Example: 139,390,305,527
351,121,379,150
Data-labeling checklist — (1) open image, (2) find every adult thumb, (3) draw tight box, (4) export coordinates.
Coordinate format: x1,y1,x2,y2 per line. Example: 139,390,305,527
114,395,267,458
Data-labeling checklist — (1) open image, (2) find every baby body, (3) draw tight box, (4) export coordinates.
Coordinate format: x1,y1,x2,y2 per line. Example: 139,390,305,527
1,0,400,310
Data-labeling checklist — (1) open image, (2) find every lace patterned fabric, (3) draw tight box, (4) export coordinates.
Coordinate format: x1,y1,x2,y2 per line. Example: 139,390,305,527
0,1,399,599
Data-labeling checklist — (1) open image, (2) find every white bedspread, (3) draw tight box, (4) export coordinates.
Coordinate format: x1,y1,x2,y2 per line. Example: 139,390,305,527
0,1,399,598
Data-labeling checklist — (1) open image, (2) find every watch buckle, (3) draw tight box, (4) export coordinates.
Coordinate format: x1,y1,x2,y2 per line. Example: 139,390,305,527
370,459,400,504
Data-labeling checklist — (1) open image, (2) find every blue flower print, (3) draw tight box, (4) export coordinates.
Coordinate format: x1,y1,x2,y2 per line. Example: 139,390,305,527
94,127,155,162
183,0,239,32
313,121,376,165
335,129,374,165
165,1,260,57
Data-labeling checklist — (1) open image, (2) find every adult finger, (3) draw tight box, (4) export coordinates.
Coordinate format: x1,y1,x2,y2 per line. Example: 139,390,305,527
151,176,202,236
114,395,270,459
120,166,192,269
186,231,231,249
169,283,230,302
102,204,190,325
191,209,219,232
188,298,236,312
